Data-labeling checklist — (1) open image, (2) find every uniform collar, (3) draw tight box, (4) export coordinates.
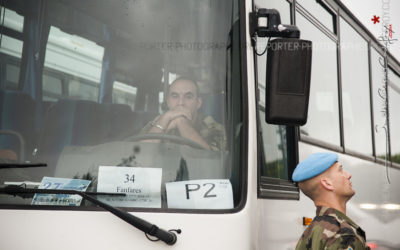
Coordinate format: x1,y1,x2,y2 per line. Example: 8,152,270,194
316,206,354,224
316,206,366,240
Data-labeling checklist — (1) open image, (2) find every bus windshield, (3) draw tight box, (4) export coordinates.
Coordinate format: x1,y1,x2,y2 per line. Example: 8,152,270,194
0,0,243,211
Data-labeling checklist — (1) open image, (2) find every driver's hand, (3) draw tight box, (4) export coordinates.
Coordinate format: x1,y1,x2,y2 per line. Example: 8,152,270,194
166,116,191,132
165,106,192,122
155,106,192,129
166,116,211,150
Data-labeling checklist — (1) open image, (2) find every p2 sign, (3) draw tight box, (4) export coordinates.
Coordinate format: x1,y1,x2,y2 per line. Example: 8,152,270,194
166,179,233,209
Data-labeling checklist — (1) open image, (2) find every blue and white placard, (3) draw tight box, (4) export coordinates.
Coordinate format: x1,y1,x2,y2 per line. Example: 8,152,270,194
31,177,91,206
166,179,233,209
97,166,162,208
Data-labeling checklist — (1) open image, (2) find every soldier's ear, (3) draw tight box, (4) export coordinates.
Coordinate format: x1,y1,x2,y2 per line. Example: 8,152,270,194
320,178,334,191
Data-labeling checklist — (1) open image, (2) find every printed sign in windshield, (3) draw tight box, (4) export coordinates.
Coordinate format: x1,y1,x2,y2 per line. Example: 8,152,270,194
166,179,233,209
97,166,162,208
31,177,91,206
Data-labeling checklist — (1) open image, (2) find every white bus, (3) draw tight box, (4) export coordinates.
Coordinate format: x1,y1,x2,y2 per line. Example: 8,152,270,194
0,0,399,249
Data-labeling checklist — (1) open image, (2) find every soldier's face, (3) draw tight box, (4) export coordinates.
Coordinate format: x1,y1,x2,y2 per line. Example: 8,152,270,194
328,163,355,199
167,79,202,117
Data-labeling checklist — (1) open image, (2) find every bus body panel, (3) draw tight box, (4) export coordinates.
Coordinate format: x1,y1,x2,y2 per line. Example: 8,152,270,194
257,142,400,249
0,208,257,250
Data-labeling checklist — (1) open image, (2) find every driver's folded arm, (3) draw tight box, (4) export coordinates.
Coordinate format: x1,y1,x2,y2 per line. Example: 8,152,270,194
139,77,226,151
164,115,210,150
140,113,226,151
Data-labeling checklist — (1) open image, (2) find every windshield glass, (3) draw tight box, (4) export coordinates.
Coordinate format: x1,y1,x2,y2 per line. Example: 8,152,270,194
0,0,242,210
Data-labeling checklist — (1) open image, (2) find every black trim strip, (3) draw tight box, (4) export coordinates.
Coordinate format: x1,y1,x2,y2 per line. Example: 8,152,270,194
0,25,24,40
344,148,375,163
295,2,337,42
368,42,377,158
300,134,343,153
336,9,345,151
235,0,249,212
317,1,338,35
388,58,400,75
390,162,400,170
385,65,392,163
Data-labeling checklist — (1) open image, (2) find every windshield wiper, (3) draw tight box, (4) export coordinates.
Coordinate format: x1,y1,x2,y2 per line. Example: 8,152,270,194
0,163,47,168
0,185,179,245
0,185,124,199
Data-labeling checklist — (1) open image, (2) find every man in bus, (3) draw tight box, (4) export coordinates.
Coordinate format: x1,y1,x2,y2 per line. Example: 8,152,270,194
292,152,370,250
141,77,226,151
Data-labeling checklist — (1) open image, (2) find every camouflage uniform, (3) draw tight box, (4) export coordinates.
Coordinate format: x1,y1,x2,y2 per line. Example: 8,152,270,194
141,113,226,151
296,206,370,250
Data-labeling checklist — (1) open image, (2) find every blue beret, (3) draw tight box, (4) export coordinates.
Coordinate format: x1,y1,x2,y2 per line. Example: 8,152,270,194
292,152,338,182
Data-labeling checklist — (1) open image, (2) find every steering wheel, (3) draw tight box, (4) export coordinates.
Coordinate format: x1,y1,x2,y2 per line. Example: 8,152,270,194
125,133,205,149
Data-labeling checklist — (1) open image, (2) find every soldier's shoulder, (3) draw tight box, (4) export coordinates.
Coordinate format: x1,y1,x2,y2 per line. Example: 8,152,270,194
310,214,341,233
311,214,360,239
325,215,369,249
296,215,341,248
199,115,226,151
202,115,224,131
297,213,369,250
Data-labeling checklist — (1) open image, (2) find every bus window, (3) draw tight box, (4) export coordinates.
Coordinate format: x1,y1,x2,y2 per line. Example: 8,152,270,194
388,69,400,165
112,81,137,111
339,18,372,155
2,7,24,32
4,62,19,90
296,0,336,34
0,36,23,90
259,108,289,179
371,49,389,159
42,26,104,101
297,12,340,146
43,73,63,101
256,0,292,181
0,7,24,90
68,78,98,101
0,35,23,58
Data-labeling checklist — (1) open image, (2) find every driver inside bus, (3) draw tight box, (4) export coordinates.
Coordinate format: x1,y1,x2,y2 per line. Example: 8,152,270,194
141,77,226,151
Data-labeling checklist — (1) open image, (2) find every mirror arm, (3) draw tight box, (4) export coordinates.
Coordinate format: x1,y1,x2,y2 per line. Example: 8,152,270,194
250,8,300,44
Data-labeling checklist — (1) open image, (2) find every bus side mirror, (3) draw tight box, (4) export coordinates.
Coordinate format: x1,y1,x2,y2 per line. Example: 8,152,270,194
265,38,312,126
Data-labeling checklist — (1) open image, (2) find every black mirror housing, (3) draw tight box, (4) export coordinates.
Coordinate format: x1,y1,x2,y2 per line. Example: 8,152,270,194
265,38,312,126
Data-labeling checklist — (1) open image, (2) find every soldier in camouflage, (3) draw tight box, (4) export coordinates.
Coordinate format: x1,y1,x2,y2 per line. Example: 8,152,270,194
141,77,226,151
292,153,370,250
